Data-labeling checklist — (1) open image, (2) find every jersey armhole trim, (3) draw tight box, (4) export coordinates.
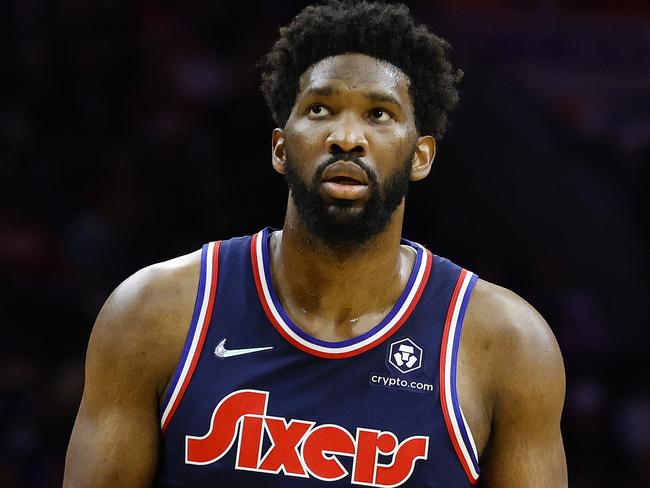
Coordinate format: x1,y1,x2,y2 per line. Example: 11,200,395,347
160,241,221,433
439,269,480,484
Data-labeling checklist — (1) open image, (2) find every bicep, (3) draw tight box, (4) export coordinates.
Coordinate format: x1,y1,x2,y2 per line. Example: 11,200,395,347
64,286,163,487
65,396,160,487
479,404,566,487
478,291,567,487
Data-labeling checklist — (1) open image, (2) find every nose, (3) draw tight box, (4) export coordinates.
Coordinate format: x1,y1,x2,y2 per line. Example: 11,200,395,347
325,114,368,156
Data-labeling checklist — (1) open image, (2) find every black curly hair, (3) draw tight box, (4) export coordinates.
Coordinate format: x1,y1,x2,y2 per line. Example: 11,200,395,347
258,0,462,139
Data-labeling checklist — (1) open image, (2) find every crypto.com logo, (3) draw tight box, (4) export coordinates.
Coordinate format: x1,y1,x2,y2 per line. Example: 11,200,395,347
388,338,423,374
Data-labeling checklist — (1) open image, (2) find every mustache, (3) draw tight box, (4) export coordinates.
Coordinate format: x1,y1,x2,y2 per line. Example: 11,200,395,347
313,153,378,184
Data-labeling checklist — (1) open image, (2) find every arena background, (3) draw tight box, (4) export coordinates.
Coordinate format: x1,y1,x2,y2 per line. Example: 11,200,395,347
1,0,648,486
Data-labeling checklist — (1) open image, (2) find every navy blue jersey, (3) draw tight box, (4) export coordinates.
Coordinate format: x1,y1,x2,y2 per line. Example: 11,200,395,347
157,228,480,487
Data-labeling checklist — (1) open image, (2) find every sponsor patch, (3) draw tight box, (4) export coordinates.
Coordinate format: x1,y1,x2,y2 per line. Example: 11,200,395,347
388,338,423,374
368,372,436,395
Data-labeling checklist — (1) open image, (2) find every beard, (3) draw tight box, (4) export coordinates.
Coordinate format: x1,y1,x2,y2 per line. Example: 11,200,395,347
284,151,413,250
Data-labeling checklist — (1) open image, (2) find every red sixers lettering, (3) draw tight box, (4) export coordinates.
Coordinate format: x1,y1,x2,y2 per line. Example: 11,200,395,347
185,389,429,487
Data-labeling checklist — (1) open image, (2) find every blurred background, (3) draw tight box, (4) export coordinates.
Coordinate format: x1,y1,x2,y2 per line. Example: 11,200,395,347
1,0,648,486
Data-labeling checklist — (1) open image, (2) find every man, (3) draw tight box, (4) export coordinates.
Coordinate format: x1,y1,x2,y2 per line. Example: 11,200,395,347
64,1,567,486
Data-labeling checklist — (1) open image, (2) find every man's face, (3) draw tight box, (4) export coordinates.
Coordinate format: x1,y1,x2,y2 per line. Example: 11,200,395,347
279,53,421,248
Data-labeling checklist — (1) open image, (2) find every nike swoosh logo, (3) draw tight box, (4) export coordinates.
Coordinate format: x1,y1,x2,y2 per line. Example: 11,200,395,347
214,338,273,359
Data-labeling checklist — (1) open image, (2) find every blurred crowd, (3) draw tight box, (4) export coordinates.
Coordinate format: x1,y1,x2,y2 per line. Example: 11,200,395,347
0,1,648,486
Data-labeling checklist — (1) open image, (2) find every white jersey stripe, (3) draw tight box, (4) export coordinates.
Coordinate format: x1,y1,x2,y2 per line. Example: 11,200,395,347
160,242,215,429
443,270,480,480
460,404,479,461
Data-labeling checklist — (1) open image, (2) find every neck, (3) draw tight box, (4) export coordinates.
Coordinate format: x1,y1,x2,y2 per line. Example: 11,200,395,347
269,202,415,341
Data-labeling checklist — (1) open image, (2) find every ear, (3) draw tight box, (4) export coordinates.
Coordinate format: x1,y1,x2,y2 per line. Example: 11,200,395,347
272,128,287,175
410,135,436,182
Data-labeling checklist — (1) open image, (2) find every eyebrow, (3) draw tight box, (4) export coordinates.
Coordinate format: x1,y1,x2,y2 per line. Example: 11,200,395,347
304,87,401,107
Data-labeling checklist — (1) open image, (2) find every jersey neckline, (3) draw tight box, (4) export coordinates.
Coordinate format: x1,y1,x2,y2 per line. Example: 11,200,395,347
250,227,433,358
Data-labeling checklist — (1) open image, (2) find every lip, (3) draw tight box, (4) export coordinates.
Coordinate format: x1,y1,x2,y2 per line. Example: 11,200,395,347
321,181,369,200
320,160,369,200
320,161,369,185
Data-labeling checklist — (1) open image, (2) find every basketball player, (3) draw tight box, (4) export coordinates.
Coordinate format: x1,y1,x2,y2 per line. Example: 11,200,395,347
64,1,567,486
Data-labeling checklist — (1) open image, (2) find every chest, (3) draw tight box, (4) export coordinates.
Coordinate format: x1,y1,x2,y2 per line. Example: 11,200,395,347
161,324,460,487
156,233,480,487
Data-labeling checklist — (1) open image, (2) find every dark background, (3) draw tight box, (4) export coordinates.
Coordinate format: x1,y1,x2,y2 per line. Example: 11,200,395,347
1,0,648,486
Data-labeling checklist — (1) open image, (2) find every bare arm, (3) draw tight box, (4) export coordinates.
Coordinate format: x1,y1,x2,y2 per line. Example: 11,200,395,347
481,285,566,486
64,254,199,487
466,281,567,487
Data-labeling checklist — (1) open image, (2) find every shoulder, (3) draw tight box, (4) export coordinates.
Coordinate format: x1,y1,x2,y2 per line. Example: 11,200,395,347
102,249,202,326
462,278,565,414
465,278,563,369
87,249,203,396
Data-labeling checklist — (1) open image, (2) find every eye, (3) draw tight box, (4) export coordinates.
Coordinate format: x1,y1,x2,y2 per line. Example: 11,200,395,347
369,108,391,122
308,104,331,118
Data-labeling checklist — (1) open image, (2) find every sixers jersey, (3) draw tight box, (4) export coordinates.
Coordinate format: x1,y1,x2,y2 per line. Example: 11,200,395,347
156,228,481,487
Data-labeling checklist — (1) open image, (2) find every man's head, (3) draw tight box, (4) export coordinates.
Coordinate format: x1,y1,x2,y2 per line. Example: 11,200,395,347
258,1,461,249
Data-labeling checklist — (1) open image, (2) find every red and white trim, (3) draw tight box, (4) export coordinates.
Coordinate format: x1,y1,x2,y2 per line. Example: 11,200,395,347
160,241,221,433
251,230,432,359
439,269,480,484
